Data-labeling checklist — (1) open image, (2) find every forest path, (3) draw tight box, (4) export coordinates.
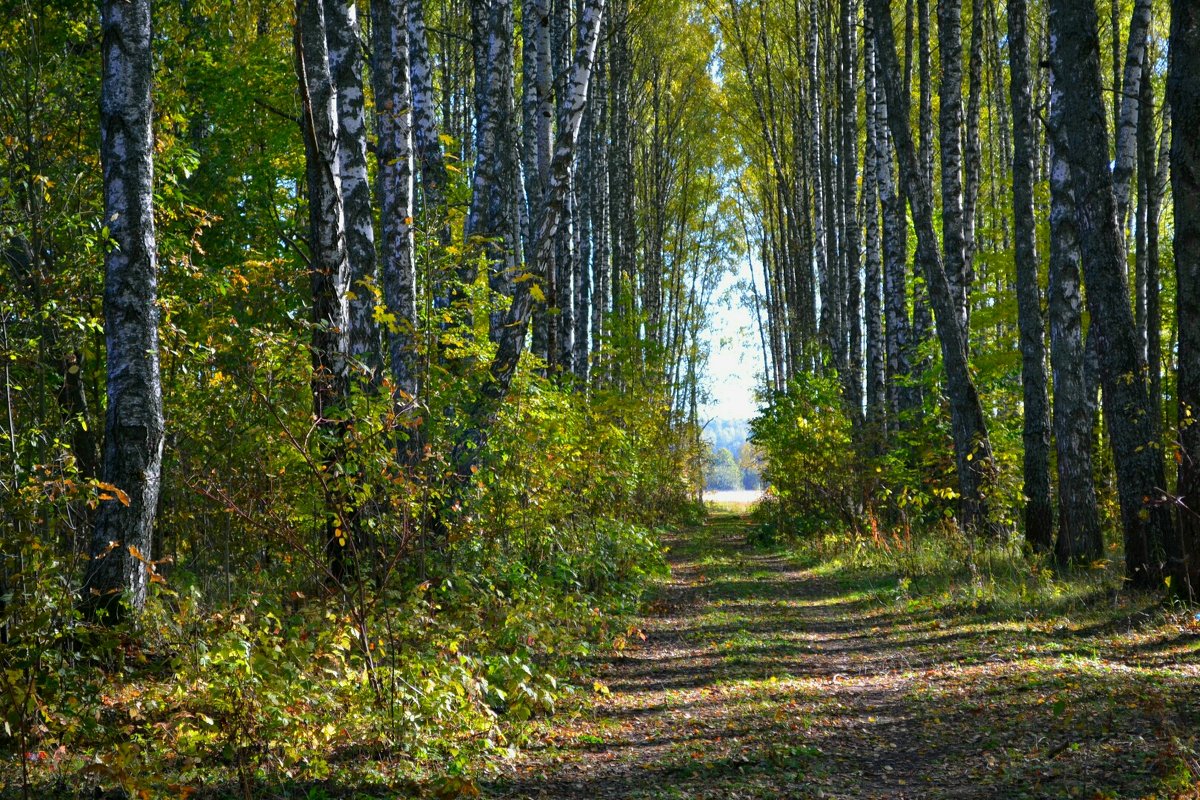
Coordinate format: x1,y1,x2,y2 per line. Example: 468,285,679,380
482,512,1200,799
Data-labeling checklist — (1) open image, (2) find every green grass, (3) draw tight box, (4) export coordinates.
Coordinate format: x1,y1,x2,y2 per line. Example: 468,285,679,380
482,511,1200,799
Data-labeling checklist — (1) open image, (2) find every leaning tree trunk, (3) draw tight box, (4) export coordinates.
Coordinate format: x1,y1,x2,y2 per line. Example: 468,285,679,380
1047,92,1103,564
1049,0,1176,587
84,0,165,619
1170,0,1200,597
1006,0,1054,553
454,0,605,474
868,0,997,534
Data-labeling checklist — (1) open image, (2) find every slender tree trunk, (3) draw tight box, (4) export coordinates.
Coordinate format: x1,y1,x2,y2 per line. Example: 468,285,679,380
938,0,970,340
84,0,165,618
1006,0,1054,552
465,0,519,340
1148,105,1169,434
408,0,450,239
1049,0,1175,587
870,19,915,422
1170,0,1200,596
863,29,886,436
840,0,863,426
326,0,380,379
963,0,983,301
554,0,577,373
371,0,419,409
1112,0,1154,233
591,37,610,380
296,0,353,580
868,0,997,533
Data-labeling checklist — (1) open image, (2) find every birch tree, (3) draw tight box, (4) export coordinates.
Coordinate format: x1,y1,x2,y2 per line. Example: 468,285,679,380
1006,0,1053,551
83,0,165,618
867,0,996,533
370,0,419,411
1170,0,1200,595
1048,0,1175,586
296,0,353,578
325,0,379,378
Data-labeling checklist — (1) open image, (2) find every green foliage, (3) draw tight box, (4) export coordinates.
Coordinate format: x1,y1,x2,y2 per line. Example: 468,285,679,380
750,374,869,539
705,446,742,491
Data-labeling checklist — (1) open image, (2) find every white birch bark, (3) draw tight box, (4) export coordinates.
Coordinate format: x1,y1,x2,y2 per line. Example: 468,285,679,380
85,0,164,618
325,0,380,378
370,0,419,403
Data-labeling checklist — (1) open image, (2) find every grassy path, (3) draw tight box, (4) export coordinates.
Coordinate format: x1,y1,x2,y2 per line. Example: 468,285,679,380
483,512,1200,799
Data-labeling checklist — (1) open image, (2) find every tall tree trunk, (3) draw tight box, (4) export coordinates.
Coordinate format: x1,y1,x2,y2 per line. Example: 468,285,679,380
554,0,577,373
868,0,997,533
1170,0,1200,596
1047,89,1103,563
938,0,970,340
296,0,353,580
590,36,610,381
1006,0,1054,552
1148,101,1169,434
326,0,379,380
465,0,519,340
863,28,886,435
371,0,419,410
84,0,164,618
408,0,450,239
1112,0,1154,233
963,0,983,301
840,0,863,426
1049,0,1175,587
870,18,915,422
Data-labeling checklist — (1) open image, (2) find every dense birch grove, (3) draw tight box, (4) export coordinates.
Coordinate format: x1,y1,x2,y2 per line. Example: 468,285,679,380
0,0,736,789
4,0,1200,792
728,0,1200,595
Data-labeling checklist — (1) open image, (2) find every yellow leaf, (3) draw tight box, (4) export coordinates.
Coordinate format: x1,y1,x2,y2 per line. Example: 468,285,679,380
95,481,131,506
530,284,546,303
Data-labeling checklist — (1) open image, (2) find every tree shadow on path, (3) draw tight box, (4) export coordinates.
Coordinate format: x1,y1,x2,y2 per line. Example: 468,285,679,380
482,514,1200,799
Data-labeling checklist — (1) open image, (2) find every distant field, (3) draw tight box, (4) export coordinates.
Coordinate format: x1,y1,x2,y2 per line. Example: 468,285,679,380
702,489,763,505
